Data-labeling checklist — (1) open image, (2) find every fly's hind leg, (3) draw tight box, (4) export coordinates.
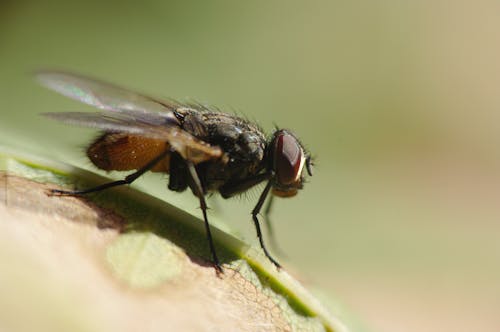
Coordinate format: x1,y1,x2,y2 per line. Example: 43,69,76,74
49,149,170,196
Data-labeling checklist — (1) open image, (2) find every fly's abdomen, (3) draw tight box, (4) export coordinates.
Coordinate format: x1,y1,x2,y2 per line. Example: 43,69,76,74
87,133,171,172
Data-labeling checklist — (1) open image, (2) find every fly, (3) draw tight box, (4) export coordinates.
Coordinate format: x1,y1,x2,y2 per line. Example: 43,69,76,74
37,71,314,272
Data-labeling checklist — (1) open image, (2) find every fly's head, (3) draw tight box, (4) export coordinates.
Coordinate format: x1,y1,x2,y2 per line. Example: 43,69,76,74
269,129,313,197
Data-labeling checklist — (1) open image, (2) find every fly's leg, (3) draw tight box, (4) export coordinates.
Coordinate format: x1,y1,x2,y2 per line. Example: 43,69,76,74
185,161,222,274
252,181,281,269
49,148,170,196
262,194,287,257
219,173,281,268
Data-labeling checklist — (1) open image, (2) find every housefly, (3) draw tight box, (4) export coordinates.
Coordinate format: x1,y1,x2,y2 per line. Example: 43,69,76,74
37,71,313,272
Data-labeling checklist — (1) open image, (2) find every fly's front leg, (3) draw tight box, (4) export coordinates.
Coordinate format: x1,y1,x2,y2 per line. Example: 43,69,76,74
262,194,286,257
219,172,271,198
252,181,281,269
219,172,281,268
49,148,170,196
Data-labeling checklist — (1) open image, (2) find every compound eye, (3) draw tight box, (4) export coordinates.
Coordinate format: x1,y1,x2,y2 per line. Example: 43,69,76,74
273,132,305,185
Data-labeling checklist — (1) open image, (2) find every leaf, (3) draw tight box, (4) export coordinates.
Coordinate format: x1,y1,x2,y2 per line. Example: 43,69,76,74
0,148,351,332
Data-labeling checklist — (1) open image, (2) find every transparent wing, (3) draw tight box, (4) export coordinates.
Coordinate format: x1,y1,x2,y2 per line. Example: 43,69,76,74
37,71,224,163
42,111,223,164
36,70,177,116
42,112,173,138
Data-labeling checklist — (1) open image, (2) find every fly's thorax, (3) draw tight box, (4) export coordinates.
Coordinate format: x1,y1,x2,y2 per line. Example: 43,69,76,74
175,107,209,139
179,109,267,170
212,122,266,174
175,109,268,190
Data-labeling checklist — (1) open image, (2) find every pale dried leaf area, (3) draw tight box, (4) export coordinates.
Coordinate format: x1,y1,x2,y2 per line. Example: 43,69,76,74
0,173,329,332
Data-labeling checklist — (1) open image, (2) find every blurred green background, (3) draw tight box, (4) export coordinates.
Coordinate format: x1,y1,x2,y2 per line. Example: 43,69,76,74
1,1,500,331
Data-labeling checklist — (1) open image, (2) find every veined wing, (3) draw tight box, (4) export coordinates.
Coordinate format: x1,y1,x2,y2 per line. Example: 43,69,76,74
36,70,177,116
42,111,223,164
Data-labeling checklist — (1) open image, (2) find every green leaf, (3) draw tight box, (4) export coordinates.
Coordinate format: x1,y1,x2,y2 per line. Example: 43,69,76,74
0,148,351,332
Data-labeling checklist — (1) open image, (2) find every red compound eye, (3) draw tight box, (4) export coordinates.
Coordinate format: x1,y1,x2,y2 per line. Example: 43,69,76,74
273,131,304,185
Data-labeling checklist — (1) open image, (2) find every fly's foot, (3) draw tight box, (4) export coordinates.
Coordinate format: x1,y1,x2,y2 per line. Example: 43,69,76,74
46,188,78,197
214,262,224,276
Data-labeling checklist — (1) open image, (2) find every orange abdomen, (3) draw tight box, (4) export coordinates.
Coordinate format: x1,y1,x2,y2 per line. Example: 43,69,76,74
87,133,170,172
